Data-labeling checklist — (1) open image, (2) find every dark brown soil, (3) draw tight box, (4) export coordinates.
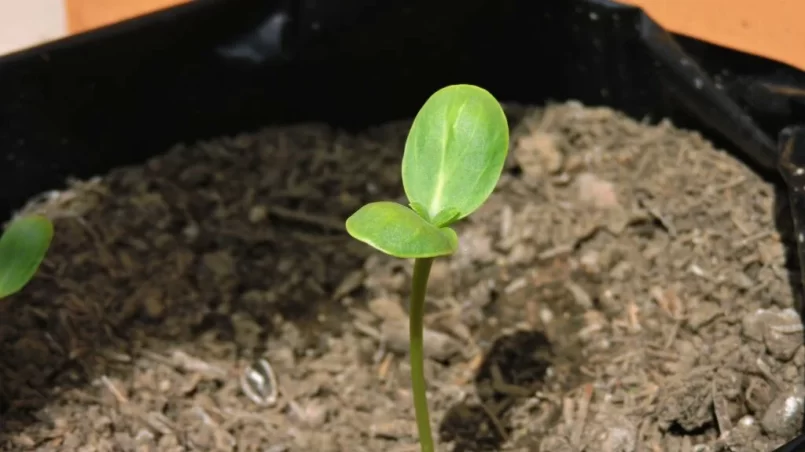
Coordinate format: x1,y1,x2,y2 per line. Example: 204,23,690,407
1,101,803,452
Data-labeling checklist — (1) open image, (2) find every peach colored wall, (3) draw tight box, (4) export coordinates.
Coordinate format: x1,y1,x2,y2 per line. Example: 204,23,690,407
65,0,188,34
617,0,805,71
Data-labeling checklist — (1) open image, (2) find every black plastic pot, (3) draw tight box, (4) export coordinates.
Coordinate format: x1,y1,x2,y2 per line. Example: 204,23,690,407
1,0,804,450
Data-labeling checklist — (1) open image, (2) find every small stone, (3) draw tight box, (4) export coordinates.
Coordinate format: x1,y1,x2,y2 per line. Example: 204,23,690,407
761,385,805,437
745,377,773,414
609,261,633,281
743,309,776,342
380,320,461,361
763,308,804,362
231,312,262,349
794,347,805,367
143,288,166,318
371,418,417,439
539,435,575,452
290,400,329,428
202,250,235,279
514,131,564,182
577,173,619,209
458,228,496,264
731,271,755,290
584,414,637,452
367,296,407,322
333,270,364,299
248,205,268,223
783,365,799,383
428,260,453,296
723,415,765,452
656,370,712,432
579,251,601,274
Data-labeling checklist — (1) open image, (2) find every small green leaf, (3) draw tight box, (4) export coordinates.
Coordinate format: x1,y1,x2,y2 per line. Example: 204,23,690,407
0,215,53,299
409,201,431,222
431,207,461,228
402,84,509,221
345,201,458,258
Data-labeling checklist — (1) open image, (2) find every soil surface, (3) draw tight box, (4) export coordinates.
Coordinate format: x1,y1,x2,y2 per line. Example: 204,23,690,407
1,102,803,452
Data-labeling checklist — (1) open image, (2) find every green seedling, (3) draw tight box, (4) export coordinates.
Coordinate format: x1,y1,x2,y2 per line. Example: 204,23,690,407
0,215,53,299
345,84,509,452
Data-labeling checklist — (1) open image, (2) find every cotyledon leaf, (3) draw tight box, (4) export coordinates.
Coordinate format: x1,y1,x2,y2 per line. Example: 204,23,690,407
402,84,509,221
345,201,458,258
0,215,54,299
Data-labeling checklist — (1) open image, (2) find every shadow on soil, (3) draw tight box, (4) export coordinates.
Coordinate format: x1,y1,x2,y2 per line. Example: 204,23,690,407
0,175,376,441
438,330,554,452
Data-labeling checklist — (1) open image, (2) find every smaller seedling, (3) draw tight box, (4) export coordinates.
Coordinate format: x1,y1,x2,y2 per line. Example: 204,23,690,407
345,84,509,452
0,215,53,299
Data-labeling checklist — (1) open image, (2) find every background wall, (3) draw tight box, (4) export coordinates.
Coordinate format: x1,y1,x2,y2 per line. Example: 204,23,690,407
0,0,187,56
618,0,805,71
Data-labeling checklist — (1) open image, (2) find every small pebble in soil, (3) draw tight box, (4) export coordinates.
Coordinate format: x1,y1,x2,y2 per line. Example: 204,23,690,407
380,320,462,362
761,385,805,438
743,307,805,361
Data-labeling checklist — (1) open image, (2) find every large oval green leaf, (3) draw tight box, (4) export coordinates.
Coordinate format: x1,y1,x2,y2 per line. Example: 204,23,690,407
345,201,458,258
0,215,53,299
402,84,509,222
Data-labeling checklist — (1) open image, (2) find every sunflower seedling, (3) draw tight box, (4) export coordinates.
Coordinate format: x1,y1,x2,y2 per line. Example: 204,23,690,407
0,215,53,300
345,84,509,452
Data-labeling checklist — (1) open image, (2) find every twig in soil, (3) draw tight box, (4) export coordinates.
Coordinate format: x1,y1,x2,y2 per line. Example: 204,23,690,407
562,396,575,431
570,384,594,447
490,363,534,398
218,406,285,431
479,400,509,442
241,358,279,407
732,230,774,248
352,319,382,341
191,406,237,449
640,201,677,237
564,281,593,309
688,263,718,282
624,383,660,414
710,175,748,193
635,418,650,452
645,348,681,362
378,353,394,380
650,286,685,321
770,322,805,334
136,409,176,435
140,349,228,380
745,280,770,298
663,321,682,349
712,379,733,439
100,375,129,404
627,302,641,331
140,349,177,367
755,356,783,390
454,353,485,385
538,243,575,261
268,205,345,231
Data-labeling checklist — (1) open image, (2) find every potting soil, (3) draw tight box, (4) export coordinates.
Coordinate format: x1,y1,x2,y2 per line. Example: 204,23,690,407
0,102,801,451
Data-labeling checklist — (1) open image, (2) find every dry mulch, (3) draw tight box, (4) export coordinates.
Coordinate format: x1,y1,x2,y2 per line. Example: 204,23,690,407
0,101,802,452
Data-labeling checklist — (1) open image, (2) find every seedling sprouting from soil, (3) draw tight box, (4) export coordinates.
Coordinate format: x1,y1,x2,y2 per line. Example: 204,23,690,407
345,84,509,452
0,215,53,299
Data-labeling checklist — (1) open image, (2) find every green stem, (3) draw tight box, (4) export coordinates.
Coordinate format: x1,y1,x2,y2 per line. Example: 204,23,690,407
410,257,435,452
